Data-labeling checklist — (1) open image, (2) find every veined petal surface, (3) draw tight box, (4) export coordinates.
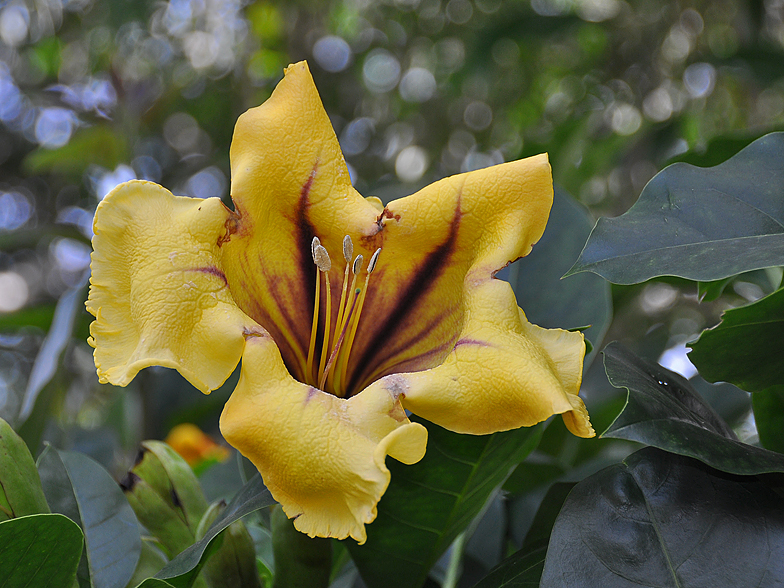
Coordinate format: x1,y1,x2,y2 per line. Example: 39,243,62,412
220,332,428,544
400,278,594,438
221,60,564,402
86,181,253,393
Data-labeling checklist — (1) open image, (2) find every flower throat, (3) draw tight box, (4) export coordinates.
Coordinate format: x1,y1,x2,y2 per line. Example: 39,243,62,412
306,234,380,398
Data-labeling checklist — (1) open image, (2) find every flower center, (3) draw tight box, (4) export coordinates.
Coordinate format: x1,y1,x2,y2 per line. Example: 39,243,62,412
305,234,381,397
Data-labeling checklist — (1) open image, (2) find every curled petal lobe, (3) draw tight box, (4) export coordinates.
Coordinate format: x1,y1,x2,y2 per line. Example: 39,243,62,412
220,333,428,544
86,181,253,393
400,279,594,438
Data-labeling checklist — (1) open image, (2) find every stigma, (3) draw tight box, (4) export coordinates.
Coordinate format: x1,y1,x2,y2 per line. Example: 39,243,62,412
305,235,381,397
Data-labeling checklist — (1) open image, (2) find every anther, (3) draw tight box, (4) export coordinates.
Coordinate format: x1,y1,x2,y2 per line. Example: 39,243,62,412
343,235,353,263
367,248,381,274
314,245,331,272
352,254,364,275
311,236,321,260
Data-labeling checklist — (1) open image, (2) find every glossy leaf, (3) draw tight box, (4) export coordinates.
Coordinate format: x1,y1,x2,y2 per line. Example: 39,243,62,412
346,418,543,588
471,545,546,588
566,132,784,284
509,187,611,361
0,513,83,588
154,473,275,587
602,342,784,474
0,417,49,520
689,287,784,393
37,446,141,588
472,482,576,588
540,447,784,587
136,580,176,588
753,386,784,454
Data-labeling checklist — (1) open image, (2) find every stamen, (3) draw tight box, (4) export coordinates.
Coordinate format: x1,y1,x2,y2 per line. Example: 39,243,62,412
343,235,353,263
335,248,381,395
352,254,364,276
367,247,381,274
332,236,353,351
316,248,332,382
328,254,363,392
313,244,331,273
319,288,361,393
305,240,322,384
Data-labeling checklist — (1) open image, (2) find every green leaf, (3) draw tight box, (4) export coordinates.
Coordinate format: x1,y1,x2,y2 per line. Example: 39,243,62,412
566,132,784,284
37,446,142,588
0,417,50,519
509,187,612,362
470,545,546,588
154,473,275,588
697,276,733,301
602,342,784,475
540,447,784,587
471,483,575,588
136,580,176,588
688,287,784,393
0,513,83,588
346,418,543,588
753,386,784,454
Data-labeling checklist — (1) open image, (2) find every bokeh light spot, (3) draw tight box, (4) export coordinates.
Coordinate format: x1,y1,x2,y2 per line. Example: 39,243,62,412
0,272,29,313
35,108,76,149
0,192,32,231
313,35,352,72
399,67,436,102
363,49,401,93
683,63,716,99
187,167,227,199
395,145,429,182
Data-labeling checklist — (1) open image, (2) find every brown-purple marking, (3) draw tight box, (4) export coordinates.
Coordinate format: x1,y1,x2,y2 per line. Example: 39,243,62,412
454,338,490,348
192,266,228,286
346,200,463,395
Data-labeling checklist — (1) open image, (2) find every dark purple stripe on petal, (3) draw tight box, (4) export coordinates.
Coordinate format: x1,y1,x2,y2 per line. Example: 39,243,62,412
454,338,490,348
346,201,463,395
192,266,228,285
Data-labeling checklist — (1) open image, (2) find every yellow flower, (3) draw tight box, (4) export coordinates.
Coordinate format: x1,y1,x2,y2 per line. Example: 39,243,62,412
86,61,593,544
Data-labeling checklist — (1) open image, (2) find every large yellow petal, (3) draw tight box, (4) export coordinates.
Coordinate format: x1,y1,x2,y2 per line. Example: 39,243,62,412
399,278,595,438
221,60,378,384
86,181,253,393
346,154,555,393
220,332,428,544
220,61,558,401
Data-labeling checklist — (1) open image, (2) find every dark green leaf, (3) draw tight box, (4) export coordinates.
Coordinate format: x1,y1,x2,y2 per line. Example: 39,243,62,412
519,482,575,552
136,580,176,588
566,132,784,284
346,418,543,588
470,545,546,588
154,473,275,587
753,386,784,454
602,342,784,474
0,417,50,518
37,446,142,588
688,287,784,393
509,187,612,362
540,447,784,587
697,277,733,301
0,513,83,588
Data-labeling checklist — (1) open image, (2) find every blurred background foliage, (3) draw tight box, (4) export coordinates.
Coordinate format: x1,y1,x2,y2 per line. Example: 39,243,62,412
1,0,783,581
